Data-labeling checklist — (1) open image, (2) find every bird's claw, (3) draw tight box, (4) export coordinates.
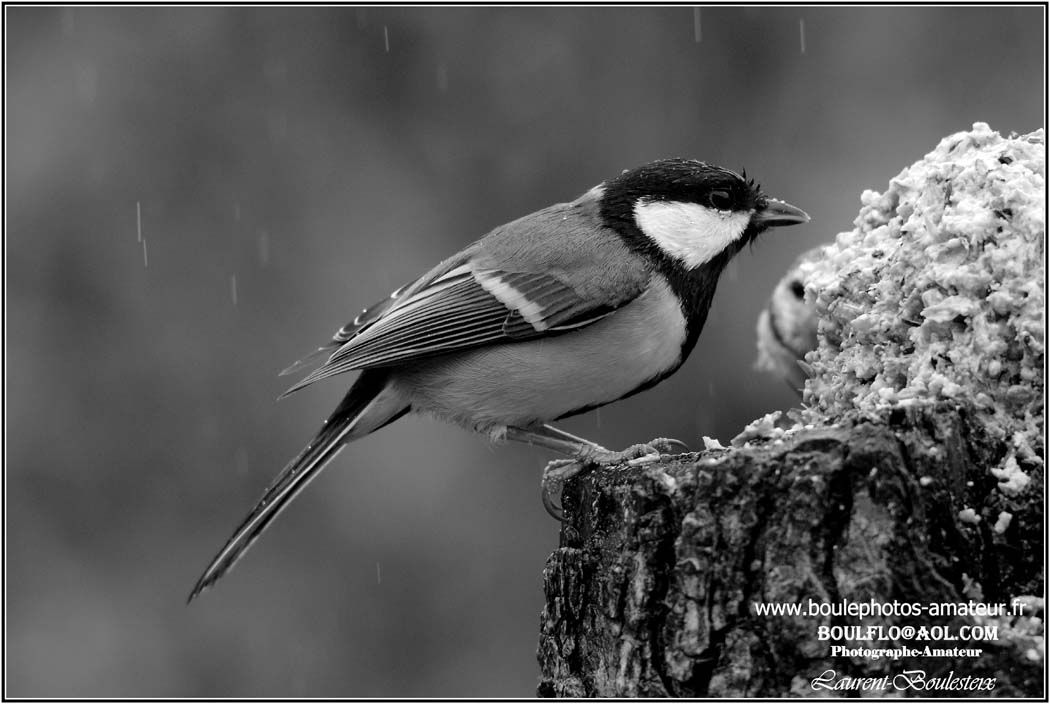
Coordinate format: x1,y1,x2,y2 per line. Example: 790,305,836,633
541,458,586,521
647,437,691,454
540,437,691,521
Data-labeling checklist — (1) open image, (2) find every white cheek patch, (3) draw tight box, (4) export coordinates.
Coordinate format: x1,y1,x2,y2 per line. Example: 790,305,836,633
633,200,753,269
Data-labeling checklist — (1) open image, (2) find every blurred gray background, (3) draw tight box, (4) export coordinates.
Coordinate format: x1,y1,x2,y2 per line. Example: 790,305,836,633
6,5,1044,697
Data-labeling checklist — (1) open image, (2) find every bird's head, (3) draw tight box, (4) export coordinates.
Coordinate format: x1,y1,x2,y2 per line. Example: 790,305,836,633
597,158,809,270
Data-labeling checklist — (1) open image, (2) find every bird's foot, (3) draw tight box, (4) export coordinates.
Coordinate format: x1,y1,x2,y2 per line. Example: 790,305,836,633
541,437,690,521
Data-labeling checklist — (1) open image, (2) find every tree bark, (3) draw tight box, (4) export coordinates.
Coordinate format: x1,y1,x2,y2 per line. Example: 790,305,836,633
537,403,1043,697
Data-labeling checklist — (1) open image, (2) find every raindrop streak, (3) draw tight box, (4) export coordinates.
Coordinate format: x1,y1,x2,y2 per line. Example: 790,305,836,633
799,19,806,55
268,110,288,143
258,230,270,266
236,447,249,476
693,8,702,43
61,8,75,36
383,26,389,53
142,239,148,268
376,563,382,584
136,201,142,242
436,63,448,92
726,257,738,282
234,202,241,221
231,274,238,305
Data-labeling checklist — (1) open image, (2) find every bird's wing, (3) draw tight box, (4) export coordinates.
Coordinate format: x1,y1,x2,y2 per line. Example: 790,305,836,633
281,261,645,396
281,199,651,396
278,280,414,377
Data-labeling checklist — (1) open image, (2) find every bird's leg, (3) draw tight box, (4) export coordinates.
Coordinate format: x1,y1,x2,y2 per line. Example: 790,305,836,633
504,423,606,455
502,425,606,519
504,425,691,521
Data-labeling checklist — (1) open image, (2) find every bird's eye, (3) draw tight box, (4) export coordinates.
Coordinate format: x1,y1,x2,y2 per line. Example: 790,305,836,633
789,280,806,299
708,190,732,210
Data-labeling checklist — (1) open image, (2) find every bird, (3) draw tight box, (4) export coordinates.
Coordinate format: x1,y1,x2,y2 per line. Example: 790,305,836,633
755,248,821,393
188,158,809,601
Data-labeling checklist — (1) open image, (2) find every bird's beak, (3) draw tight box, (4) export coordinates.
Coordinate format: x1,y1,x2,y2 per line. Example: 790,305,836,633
752,198,810,227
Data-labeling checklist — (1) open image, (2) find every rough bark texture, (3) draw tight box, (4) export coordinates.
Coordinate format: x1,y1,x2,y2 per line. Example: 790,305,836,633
537,403,1043,697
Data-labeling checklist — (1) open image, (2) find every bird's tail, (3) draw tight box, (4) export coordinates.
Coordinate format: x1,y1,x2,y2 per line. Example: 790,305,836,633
188,371,408,602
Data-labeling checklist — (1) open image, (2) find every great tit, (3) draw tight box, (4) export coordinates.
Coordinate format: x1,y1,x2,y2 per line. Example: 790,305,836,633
755,248,821,393
189,158,809,600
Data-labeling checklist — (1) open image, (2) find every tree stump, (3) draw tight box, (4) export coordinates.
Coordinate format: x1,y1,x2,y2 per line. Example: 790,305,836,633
537,404,1042,697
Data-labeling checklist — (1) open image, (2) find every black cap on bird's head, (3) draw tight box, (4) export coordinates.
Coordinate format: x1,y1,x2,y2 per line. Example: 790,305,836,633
604,158,763,213
597,158,809,271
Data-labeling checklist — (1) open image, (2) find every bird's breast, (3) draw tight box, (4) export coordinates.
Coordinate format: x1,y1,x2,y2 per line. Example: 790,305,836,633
390,275,688,431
